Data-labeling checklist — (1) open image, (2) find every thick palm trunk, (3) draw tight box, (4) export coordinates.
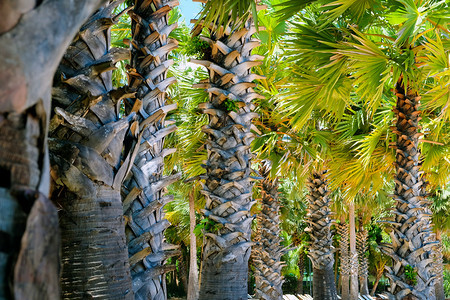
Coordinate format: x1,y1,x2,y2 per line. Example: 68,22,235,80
50,3,135,299
0,1,105,299
306,171,338,300
349,203,359,299
187,191,199,300
123,1,181,299
253,164,284,300
338,220,350,299
192,18,262,300
384,80,436,300
357,224,369,296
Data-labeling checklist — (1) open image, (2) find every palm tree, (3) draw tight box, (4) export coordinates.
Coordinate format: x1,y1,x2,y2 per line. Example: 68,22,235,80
331,1,450,297
357,214,370,296
337,214,350,299
121,0,182,299
0,0,107,298
190,2,264,298
305,170,338,300
50,3,135,298
253,162,284,300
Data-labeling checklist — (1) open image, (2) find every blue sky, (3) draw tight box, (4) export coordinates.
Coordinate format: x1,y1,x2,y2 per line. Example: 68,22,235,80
178,0,202,26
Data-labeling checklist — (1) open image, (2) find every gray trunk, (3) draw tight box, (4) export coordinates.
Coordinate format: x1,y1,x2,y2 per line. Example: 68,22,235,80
123,1,181,299
187,191,199,300
253,163,284,300
0,0,105,298
349,203,359,299
313,266,339,300
192,14,261,300
433,233,445,300
49,3,134,298
306,171,338,300
338,221,350,300
357,222,369,296
383,80,437,300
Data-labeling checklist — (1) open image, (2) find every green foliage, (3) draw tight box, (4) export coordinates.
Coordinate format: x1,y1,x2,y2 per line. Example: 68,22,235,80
404,264,418,286
193,217,222,236
184,36,209,59
223,99,239,112
444,270,450,297
195,0,260,34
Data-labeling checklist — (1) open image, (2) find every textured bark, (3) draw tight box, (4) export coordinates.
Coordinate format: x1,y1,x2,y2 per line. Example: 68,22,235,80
433,232,445,300
50,3,134,299
305,171,338,300
371,274,382,297
357,225,369,296
297,251,305,295
122,1,181,299
253,163,284,300
349,203,359,299
383,80,437,300
192,16,262,300
188,191,199,300
338,220,350,300
0,0,105,299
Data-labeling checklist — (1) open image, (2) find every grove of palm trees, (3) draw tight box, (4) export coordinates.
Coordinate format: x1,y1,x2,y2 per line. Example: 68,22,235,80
0,1,449,300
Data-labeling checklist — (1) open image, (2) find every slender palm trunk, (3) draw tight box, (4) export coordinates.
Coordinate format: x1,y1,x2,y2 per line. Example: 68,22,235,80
122,1,181,299
306,170,338,300
192,17,262,300
297,251,305,295
0,1,105,298
187,191,199,300
349,203,359,299
434,231,445,300
357,221,369,296
384,79,436,300
50,3,135,298
253,163,284,300
338,219,350,300
370,271,382,297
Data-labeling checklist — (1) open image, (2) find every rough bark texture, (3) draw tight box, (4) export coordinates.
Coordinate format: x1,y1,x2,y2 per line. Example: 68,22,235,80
383,80,437,300
338,221,350,300
188,191,199,300
297,251,305,295
192,17,263,300
357,226,369,296
433,235,445,300
49,3,134,299
0,0,105,298
123,1,181,299
305,171,338,300
349,203,359,299
253,164,284,300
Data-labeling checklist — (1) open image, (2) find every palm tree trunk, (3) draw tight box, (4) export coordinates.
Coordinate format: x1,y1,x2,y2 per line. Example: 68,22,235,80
297,251,305,295
122,1,181,299
434,231,445,300
50,3,135,298
349,203,359,299
253,163,284,300
306,170,338,300
192,17,262,300
384,79,436,300
370,271,382,297
187,190,199,300
338,220,350,300
0,1,106,298
357,223,369,296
